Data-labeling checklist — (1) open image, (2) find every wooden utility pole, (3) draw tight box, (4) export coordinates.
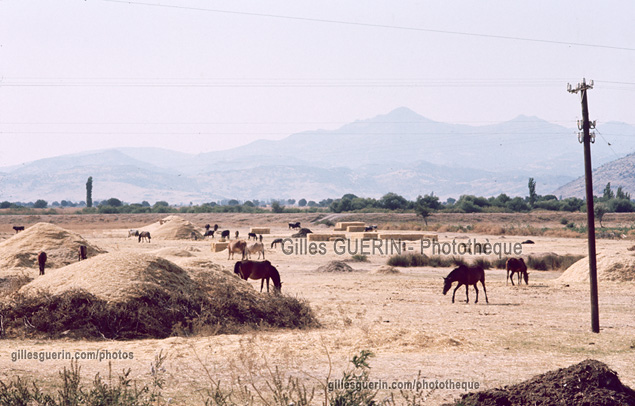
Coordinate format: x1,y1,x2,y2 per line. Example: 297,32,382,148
567,78,600,333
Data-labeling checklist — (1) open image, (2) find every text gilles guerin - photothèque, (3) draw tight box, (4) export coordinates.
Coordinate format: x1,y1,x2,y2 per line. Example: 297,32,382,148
280,237,522,258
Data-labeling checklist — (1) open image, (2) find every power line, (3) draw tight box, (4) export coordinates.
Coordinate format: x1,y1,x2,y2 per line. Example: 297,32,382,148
0,77,569,88
97,0,635,52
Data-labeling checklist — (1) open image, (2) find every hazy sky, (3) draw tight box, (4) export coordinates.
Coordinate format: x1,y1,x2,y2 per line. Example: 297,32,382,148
1,0,634,167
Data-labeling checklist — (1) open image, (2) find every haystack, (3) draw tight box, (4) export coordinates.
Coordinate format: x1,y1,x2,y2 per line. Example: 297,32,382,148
144,216,203,240
334,222,366,231
0,222,106,270
558,252,635,283
172,257,237,279
346,226,366,232
307,233,345,242
19,252,198,302
8,252,317,339
373,265,400,274
152,247,195,258
316,260,354,273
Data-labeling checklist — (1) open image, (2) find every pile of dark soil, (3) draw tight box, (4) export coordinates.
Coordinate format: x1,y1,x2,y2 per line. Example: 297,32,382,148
447,359,635,406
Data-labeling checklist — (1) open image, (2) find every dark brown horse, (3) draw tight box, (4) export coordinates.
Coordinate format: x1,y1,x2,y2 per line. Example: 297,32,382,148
443,264,488,304
138,231,151,243
37,251,47,275
234,260,282,293
506,257,528,286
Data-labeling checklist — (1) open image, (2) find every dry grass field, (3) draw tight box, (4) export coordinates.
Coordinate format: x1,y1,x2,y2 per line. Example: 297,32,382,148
0,211,634,405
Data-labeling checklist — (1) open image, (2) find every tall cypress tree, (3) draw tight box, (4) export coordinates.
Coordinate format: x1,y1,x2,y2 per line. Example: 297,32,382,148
86,176,93,208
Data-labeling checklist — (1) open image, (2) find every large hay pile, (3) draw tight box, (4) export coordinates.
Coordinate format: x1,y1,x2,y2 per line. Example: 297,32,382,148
558,252,635,283
19,252,197,302
4,252,318,339
143,215,202,240
0,222,106,270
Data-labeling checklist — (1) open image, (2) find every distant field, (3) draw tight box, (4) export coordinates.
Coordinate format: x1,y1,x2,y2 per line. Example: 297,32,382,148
0,212,633,405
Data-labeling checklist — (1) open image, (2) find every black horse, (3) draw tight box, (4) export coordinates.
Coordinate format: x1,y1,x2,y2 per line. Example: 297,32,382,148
443,265,488,304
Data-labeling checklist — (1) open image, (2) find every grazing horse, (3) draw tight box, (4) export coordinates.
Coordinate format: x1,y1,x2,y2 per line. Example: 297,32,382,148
245,242,266,260
506,257,529,286
271,238,283,248
128,229,139,238
78,245,87,261
13,226,25,233
37,251,47,275
138,231,151,243
443,265,488,304
288,222,301,230
234,260,282,292
204,230,215,239
248,232,257,240
220,230,230,240
227,239,247,260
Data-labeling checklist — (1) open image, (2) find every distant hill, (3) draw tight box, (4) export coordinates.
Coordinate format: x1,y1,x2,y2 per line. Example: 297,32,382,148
554,152,635,198
1,107,634,204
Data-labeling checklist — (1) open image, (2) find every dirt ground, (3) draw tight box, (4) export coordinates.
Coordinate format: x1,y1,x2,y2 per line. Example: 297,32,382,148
0,212,634,405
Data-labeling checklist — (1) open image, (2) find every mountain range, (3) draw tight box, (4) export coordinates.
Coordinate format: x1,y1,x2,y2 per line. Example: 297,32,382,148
1,107,634,204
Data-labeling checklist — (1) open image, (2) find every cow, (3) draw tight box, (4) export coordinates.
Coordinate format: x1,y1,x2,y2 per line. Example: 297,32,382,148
245,241,266,260
221,230,230,240
37,251,47,275
288,222,301,230
248,232,257,240
227,240,247,260
204,230,215,239
128,229,139,238
13,226,25,233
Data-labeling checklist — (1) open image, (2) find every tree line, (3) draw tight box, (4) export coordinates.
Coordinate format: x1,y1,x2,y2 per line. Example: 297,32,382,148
1,177,633,217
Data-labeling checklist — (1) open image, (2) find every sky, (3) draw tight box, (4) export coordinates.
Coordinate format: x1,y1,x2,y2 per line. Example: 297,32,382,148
1,0,634,167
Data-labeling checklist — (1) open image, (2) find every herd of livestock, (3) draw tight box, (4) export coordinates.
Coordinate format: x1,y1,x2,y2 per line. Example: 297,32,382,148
13,220,530,301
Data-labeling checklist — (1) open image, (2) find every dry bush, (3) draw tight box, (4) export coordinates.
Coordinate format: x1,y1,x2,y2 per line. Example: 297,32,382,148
526,254,584,271
471,223,505,235
387,254,465,268
377,222,426,231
